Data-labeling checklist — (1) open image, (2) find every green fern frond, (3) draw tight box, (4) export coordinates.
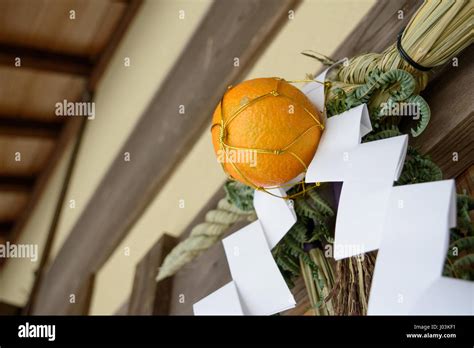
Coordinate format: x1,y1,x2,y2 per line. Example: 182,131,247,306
448,237,474,258
295,198,320,220
276,254,300,275
364,129,401,142
306,190,334,217
224,181,254,211
289,222,309,243
453,254,474,271
405,95,431,137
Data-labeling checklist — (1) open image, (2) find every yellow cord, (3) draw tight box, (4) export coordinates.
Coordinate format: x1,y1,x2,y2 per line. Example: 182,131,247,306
212,77,326,199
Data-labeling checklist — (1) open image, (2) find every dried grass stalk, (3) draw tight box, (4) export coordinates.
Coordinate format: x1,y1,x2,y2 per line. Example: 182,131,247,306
331,251,377,316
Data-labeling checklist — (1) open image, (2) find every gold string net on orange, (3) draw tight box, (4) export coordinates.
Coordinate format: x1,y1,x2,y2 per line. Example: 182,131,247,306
211,77,328,200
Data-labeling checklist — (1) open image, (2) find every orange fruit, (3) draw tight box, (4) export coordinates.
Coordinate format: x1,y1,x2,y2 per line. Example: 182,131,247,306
211,77,323,188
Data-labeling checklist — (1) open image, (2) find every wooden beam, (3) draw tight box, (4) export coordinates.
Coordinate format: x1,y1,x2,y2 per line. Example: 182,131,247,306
5,118,84,253
0,117,62,139
0,44,93,76
114,301,129,315
22,116,88,315
456,165,474,196
128,234,178,315
0,175,35,193
0,221,14,235
0,301,22,315
64,274,95,315
411,45,474,179
32,0,299,314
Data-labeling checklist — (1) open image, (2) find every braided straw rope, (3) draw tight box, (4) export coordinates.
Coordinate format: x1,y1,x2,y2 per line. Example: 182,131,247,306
156,198,256,281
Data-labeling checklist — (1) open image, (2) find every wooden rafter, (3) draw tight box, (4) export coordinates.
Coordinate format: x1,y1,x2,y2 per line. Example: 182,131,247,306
31,0,300,314
0,43,93,76
0,175,35,193
0,221,14,235
0,117,62,139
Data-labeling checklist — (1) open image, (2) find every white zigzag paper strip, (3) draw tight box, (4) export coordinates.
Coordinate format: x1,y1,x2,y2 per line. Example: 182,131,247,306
409,278,474,315
193,219,296,315
306,104,408,258
192,281,244,315
254,188,297,249
368,180,473,315
369,181,455,314
222,221,296,315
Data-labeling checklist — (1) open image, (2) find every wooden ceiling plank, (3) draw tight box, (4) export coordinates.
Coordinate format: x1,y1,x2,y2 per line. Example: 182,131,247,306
0,43,93,76
31,0,300,314
0,221,15,234
88,0,143,91
0,117,62,139
0,190,29,223
0,174,35,193
0,136,56,177
0,67,87,122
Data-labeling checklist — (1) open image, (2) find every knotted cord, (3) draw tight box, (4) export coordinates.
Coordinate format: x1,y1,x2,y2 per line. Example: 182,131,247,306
211,77,329,200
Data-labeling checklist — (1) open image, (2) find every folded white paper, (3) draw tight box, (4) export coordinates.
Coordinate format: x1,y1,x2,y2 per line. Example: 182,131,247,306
368,180,456,315
193,281,244,315
334,181,393,259
409,277,474,315
298,59,347,124
223,221,296,315
305,104,372,183
347,135,407,183
254,188,297,249
299,70,329,120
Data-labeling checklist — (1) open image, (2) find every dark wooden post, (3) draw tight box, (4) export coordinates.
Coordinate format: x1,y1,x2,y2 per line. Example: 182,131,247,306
128,234,178,315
